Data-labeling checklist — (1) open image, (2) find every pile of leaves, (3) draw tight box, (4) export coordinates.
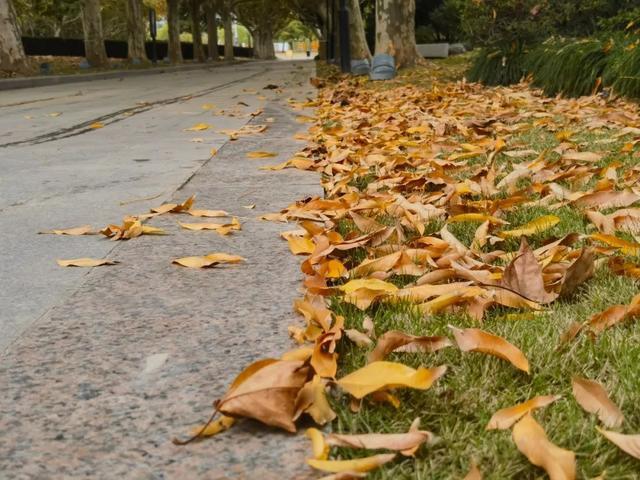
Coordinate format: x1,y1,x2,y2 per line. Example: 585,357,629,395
179,73,640,478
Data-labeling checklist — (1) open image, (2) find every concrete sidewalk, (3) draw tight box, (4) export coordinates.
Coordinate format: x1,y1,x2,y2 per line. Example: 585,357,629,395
0,70,321,478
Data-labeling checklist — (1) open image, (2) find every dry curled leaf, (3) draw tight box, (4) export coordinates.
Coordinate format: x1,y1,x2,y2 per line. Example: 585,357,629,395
172,253,245,268
501,239,558,304
368,330,452,363
487,394,561,430
57,258,119,267
449,325,530,373
337,361,447,399
571,377,624,428
512,414,575,480
294,375,337,425
597,427,640,460
307,453,396,473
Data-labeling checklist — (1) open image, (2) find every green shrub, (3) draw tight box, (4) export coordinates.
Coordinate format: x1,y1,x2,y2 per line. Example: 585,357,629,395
606,41,640,99
467,48,528,86
527,38,609,97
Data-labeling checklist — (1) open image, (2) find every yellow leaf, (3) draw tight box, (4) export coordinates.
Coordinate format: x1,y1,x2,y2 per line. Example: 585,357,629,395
590,233,640,255
448,213,507,225
89,122,104,129
487,395,561,430
338,279,398,295
306,428,329,460
141,225,166,235
337,361,447,399
191,415,235,438
172,253,245,268
187,209,229,218
295,375,337,425
288,236,315,255
57,258,118,267
499,215,560,238
247,151,278,158
307,453,396,473
449,326,530,373
39,225,95,235
325,259,347,278
184,123,210,131
512,414,576,480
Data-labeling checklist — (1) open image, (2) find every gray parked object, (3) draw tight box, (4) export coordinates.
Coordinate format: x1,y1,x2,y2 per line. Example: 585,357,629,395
351,58,370,76
370,54,396,81
449,43,467,55
416,43,450,58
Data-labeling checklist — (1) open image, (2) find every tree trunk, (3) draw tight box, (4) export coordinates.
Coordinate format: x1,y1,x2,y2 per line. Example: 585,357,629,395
222,10,233,61
349,0,370,60
82,0,108,67
375,0,420,68
125,0,147,61
205,2,218,60
252,27,275,60
0,0,28,74
167,0,183,63
189,0,205,62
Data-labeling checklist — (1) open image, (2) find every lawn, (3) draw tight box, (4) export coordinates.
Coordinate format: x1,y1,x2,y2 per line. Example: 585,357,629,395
285,58,640,478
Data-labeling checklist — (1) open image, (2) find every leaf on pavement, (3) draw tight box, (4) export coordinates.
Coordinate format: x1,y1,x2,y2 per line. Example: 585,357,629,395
288,236,315,255
39,225,95,235
178,218,241,235
190,415,235,438
571,377,624,428
186,209,229,218
151,195,196,214
487,394,561,430
172,253,245,268
596,427,640,459
336,361,447,399
449,326,530,373
247,151,278,158
214,358,310,432
57,258,119,267
89,122,104,129
512,414,576,480
184,123,210,131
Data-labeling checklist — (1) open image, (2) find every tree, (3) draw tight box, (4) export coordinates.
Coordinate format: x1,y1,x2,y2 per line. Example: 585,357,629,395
220,0,233,61
188,0,205,61
82,0,108,67
236,0,289,60
375,0,421,68
0,0,28,73
166,0,183,62
125,0,147,61
205,0,219,60
349,0,370,60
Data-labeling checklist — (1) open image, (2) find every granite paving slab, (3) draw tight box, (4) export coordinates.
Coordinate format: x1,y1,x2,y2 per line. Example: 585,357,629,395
0,94,322,478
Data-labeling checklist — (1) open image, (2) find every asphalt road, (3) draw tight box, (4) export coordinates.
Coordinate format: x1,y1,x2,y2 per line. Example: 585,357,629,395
0,59,315,351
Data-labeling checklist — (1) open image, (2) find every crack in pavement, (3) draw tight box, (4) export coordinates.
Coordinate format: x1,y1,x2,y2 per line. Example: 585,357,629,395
0,67,270,149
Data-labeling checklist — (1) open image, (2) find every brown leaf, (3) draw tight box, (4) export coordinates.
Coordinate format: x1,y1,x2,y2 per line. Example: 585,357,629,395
571,377,624,428
512,414,575,480
597,427,640,459
449,326,530,373
501,239,558,304
559,248,595,296
39,225,95,235
463,462,483,480
487,394,561,430
573,189,640,210
368,330,452,363
215,359,309,432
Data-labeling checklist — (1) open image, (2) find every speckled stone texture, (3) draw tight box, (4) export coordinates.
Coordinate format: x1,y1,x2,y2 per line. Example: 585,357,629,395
0,99,322,478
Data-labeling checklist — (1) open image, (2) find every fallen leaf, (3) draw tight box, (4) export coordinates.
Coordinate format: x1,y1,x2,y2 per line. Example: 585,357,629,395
337,361,447,399
596,428,640,460
39,225,95,235
512,414,576,480
191,415,235,438
368,330,452,363
187,209,229,218
57,258,118,267
463,462,483,480
307,453,396,473
172,253,245,268
449,326,530,373
288,236,315,255
247,151,278,158
294,375,337,425
499,215,560,238
184,123,210,131
501,239,558,303
306,427,329,460
571,377,624,428
487,395,561,430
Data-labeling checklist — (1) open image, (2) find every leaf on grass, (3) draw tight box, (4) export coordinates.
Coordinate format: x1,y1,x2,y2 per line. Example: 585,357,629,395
172,253,245,268
57,258,118,267
247,151,278,158
499,215,560,238
307,453,396,473
573,189,640,210
447,213,507,225
589,233,640,256
597,428,640,460
501,239,558,304
559,248,595,296
215,359,309,432
463,462,483,480
326,419,434,456
39,225,95,235
487,395,561,430
338,279,398,310
512,414,576,480
571,377,624,428
294,375,337,425
368,330,452,363
449,326,530,373
586,293,640,335
336,361,446,399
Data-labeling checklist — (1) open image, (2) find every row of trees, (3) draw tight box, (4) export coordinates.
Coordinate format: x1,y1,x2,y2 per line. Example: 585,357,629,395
0,0,423,74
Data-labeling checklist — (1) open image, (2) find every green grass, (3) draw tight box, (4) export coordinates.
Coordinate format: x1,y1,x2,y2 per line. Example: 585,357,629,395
322,125,640,479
